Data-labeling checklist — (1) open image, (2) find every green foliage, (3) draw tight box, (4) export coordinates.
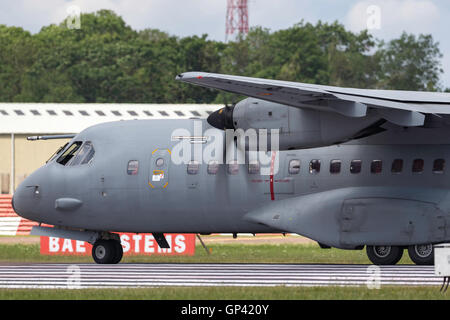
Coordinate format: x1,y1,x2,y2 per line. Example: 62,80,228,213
376,33,444,91
0,10,446,104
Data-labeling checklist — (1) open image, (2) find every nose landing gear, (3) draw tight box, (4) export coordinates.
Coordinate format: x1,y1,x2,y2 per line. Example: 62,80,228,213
92,239,123,264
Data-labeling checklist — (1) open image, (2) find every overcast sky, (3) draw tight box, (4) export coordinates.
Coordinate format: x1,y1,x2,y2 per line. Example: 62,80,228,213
0,0,449,88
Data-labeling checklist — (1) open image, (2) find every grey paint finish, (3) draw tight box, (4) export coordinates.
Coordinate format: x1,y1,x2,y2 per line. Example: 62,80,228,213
244,187,450,249
12,117,450,248
11,72,450,257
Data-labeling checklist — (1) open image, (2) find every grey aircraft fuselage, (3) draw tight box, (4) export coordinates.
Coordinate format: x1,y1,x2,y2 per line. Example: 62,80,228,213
12,116,450,251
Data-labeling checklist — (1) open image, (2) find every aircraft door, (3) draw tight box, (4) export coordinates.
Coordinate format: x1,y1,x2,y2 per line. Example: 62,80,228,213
149,149,171,189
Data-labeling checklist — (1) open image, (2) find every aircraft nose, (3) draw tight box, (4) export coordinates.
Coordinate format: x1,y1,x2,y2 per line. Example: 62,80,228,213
12,183,28,219
12,176,41,221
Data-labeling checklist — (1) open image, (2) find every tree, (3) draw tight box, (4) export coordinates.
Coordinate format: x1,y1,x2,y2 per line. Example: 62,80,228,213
0,10,446,103
376,33,443,91
0,25,37,101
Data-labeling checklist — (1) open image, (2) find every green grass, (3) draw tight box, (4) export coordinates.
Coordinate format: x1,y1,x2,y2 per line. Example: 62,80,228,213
0,242,416,264
0,286,445,300
1,242,438,300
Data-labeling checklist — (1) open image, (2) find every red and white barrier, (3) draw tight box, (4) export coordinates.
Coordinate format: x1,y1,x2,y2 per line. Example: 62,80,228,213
0,195,38,235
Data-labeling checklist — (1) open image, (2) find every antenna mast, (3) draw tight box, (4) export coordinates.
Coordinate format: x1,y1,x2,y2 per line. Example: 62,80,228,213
225,0,249,41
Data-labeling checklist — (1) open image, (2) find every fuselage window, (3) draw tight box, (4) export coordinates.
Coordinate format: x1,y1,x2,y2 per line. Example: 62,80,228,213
288,159,300,174
371,160,382,174
127,160,139,175
350,160,362,174
66,142,95,166
330,160,341,174
391,159,403,174
309,160,321,174
187,161,200,175
248,161,260,175
227,161,239,175
412,159,424,173
433,159,445,174
207,161,219,175
56,142,83,165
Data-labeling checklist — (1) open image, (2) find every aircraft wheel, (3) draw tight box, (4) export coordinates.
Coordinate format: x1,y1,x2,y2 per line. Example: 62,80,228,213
111,240,124,264
92,240,116,264
408,244,434,265
366,245,403,265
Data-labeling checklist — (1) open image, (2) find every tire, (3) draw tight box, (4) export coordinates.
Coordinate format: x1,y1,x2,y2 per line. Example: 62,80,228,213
366,245,404,265
408,244,434,265
111,240,124,264
92,240,116,264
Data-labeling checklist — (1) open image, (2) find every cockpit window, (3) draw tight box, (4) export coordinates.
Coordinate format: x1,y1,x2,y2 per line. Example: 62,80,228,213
47,142,69,163
57,141,95,166
57,142,82,165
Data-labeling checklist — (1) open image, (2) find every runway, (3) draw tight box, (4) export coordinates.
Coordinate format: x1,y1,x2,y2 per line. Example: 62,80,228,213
0,263,443,289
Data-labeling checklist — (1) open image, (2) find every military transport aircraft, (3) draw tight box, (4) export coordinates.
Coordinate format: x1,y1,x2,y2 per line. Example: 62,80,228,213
12,71,450,265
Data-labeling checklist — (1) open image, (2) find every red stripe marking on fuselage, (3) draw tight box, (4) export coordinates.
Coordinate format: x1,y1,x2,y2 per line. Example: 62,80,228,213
270,151,276,201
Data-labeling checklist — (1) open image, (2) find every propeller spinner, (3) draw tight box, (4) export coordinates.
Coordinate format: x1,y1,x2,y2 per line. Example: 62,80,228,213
207,104,235,130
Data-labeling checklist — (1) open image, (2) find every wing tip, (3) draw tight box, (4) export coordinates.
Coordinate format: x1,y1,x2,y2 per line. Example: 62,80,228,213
175,71,209,81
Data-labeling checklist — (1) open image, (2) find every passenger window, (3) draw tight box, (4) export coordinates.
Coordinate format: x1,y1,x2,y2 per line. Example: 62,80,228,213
309,160,320,174
127,160,139,175
433,159,445,174
391,159,403,174
207,161,219,175
66,142,95,166
187,161,199,175
57,142,82,166
227,161,239,175
248,161,260,175
412,159,424,173
350,160,362,174
289,160,300,174
371,160,382,174
330,160,341,174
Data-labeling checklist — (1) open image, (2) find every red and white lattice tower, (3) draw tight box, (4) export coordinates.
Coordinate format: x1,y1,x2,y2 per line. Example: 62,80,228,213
225,0,249,41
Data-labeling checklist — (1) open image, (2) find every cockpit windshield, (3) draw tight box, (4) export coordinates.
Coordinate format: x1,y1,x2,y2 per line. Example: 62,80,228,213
56,141,95,166
47,142,69,163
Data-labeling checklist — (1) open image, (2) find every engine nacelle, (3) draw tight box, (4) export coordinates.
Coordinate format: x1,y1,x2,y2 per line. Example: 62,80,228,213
207,98,384,150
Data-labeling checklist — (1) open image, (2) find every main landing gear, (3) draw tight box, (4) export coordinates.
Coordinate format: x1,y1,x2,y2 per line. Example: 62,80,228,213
366,244,434,265
92,239,123,264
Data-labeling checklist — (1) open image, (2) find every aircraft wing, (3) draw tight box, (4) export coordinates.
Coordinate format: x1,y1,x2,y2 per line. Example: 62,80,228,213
176,71,450,126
